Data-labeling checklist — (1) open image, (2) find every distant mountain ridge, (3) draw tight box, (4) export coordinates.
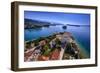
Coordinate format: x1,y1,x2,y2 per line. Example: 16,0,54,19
24,18,90,29
67,24,90,27
24,18,62,29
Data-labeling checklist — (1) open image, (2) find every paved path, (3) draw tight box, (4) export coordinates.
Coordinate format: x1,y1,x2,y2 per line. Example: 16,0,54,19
59,48,65,60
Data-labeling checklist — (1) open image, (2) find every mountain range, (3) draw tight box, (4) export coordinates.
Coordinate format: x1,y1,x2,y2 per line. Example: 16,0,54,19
24,18,62,29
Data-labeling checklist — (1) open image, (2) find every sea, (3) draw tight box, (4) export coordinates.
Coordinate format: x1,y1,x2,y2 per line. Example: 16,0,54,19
24,25,90,58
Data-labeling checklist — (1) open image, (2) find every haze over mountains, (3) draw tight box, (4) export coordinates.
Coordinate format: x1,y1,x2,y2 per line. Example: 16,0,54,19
24,18,62,29
24,18,90,29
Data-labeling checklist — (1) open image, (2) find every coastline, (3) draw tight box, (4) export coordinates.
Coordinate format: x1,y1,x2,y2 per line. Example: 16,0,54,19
24,32,90,61
77,42,90,58
71,34,90,59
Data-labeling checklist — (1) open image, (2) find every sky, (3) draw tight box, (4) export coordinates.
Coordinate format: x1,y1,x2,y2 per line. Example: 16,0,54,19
24,11,90,25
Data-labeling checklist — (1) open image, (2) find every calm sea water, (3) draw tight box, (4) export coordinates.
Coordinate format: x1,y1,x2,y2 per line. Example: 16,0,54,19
24,25,90,57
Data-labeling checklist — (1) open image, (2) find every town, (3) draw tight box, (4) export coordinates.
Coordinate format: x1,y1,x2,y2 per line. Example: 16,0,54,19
24,32,82,62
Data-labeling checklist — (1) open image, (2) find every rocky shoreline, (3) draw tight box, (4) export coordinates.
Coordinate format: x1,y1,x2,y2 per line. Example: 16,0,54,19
24,32,85,62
